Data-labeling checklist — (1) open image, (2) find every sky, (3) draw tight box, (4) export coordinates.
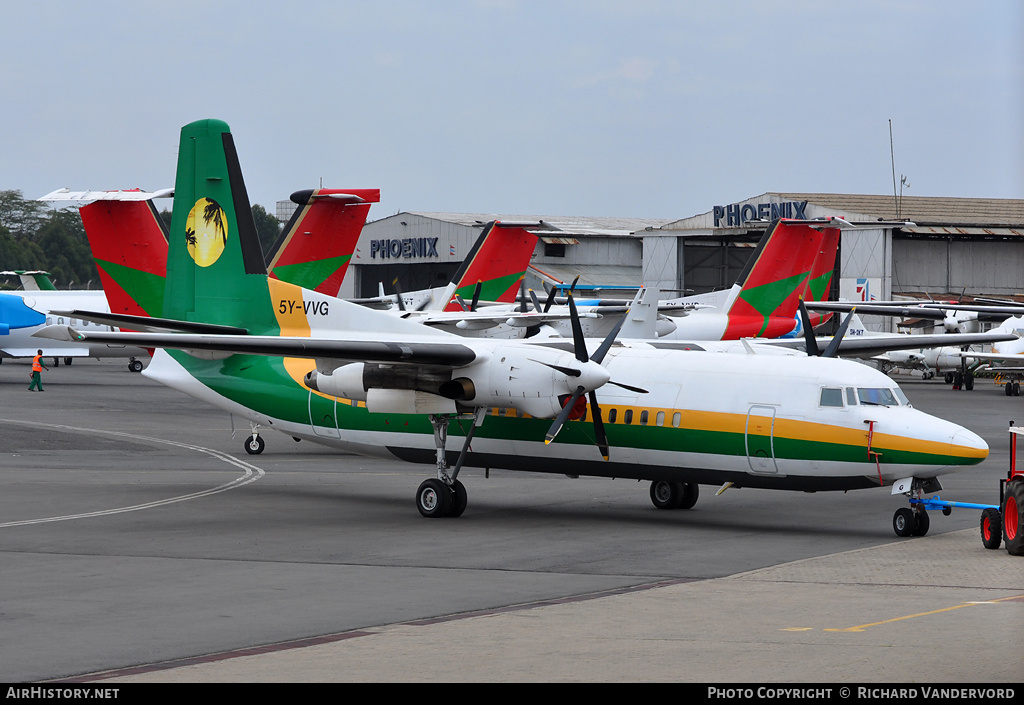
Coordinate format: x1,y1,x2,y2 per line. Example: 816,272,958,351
2,1,1021,223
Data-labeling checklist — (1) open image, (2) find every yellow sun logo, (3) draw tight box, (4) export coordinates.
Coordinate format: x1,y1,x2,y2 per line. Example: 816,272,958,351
185,197,228,267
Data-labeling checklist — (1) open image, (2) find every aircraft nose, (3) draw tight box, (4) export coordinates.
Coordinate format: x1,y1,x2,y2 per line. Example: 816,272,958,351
950,428,988,464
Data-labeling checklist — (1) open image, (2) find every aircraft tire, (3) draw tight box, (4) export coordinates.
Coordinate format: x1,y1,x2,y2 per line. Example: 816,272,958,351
244,435,265,455
448,480,468,518
679,482,699,510
650,481,683,509
416,478,452,518
945,372,954,384
1003,480,1024,556
1006,383,1013,396
64,357,72,365
911,509,930,536
965,373,975,391
893,507,916,537
129,359,144,373
1015,382,1021,396
981,508,1002,550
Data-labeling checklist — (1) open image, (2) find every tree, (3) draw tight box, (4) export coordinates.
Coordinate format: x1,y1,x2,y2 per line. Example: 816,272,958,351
252,203,281,254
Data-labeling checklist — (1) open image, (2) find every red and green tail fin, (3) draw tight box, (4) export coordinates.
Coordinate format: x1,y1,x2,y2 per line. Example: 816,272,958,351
267,188,379,296
442,221,537,311
80,197,168,318
722,219,828,338
163,119,276,333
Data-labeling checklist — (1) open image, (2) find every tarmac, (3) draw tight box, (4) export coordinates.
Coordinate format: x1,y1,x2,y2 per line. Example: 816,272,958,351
83,526,1022,683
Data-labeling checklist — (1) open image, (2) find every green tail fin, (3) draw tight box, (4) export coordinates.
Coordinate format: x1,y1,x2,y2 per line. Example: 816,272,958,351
164,119,275,333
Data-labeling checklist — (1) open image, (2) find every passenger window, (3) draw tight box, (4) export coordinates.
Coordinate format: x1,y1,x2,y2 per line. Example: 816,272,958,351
624,409,633,425
640,410,648,426
609,408,617,424
672,412,681,428
820,388,844,407
656,411,665,427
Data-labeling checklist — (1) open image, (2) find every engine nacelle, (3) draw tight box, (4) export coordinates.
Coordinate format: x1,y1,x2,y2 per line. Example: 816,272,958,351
304,345,611,420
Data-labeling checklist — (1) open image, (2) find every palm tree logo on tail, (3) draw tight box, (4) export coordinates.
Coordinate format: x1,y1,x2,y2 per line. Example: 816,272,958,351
185,197,228,267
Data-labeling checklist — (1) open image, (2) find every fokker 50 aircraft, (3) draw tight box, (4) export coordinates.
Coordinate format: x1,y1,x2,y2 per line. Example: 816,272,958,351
39,119,992,537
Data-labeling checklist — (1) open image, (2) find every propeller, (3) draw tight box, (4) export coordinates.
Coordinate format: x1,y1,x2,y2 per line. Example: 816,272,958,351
542,282,558,312
390,277,406,312
543,293,647,460
799,299,854,358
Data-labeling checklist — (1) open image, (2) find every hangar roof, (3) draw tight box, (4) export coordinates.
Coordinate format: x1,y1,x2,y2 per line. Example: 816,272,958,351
772,193,1024,226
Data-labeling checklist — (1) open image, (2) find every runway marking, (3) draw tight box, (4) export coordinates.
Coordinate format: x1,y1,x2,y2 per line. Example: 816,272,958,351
823,593,1024,633
0,419,265,528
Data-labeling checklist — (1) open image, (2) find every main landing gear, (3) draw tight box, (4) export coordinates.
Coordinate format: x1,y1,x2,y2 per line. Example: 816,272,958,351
649,481,699,510
416,411,484,518
128,357,144,373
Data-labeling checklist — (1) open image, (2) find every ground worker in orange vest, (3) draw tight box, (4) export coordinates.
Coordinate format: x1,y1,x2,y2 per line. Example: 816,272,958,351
28,349,48,392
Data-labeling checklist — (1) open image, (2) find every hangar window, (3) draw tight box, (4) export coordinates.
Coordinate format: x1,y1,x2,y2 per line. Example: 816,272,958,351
544,242,566,257
819,387,844,408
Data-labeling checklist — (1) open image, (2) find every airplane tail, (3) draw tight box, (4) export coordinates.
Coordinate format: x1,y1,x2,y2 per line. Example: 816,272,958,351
440,222,537,311
266,188,380,296
80,197,168,318
723,219,841,338
163,119,278,332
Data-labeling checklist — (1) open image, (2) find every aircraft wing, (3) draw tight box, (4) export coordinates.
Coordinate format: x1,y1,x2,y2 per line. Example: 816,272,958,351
806,301,1020,323
49,309,249,336
34,326,479,367
38,188,174,202
755,331,1017,358
411,309,600,330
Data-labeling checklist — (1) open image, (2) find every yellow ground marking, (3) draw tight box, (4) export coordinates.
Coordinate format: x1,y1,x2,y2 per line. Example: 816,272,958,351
824,594,1024,633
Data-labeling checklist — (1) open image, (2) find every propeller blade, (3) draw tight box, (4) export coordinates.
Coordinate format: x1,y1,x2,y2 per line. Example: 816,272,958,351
537,361,582,378
569,275,580,294
590,309,628,365
545,386,585,445
519,280,527,313
470,280,482,312
453,295,470,312
798,299,820,357
391,277,406,312
543,282,557,312
607,380,649,394
588,390,610,460
528,288,543,313
821,308,855,358
567,294,589,364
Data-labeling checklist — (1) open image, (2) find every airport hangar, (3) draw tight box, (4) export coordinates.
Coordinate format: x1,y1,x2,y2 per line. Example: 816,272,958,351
279,192,1024,331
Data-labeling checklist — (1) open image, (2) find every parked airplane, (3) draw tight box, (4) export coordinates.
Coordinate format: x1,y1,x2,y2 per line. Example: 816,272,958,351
0,289,149,369
37,119,996,539
413,216,845,341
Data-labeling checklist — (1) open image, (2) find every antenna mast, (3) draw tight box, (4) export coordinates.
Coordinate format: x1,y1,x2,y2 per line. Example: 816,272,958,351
889,119,899,219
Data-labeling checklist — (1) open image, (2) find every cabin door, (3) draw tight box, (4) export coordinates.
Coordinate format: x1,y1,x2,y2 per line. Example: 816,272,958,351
745,405,778,474
309,392,341,439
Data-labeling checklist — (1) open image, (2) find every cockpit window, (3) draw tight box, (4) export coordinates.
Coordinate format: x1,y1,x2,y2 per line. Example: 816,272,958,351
857,388,900,406
893,388,911,407
820,387,844,407
845,388,858,406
